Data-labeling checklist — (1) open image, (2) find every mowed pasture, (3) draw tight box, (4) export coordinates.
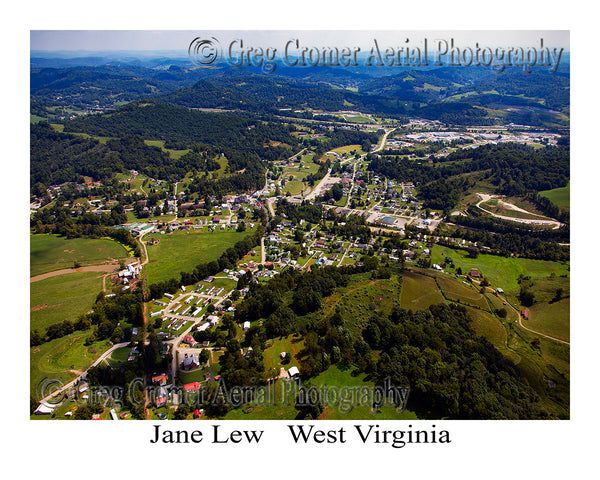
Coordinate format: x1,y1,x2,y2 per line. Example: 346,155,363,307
435,274,489,309
262,335,304,374
540,181,570,208
528,299,570,343
400,271,444,311
431,245,569,294
30,234,128,277
144,227,257,284
30,271,104,332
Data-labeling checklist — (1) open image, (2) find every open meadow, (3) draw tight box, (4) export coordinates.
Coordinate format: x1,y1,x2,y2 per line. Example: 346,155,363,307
30,271,104,332
144,227,257,284
30,234,128,277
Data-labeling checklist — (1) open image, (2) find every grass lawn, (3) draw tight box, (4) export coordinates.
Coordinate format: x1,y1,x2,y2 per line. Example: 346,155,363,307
107,346,133,366
431,245,569,295
179,365,211,384
465,307,507,347
143,139,190,159
539,181,570,208
262,335,304,372
30,271,104,332
144,227,257,284
400,270,445,311
30,234,128,277
528,298,570,342
306,365,418,420
435,274,489,310
30,333,112,399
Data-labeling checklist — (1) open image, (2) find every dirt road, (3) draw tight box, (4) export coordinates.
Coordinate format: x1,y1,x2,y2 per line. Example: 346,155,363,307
30,263,119,283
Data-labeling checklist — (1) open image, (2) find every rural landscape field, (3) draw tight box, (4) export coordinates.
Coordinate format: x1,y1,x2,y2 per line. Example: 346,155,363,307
30,30,570,421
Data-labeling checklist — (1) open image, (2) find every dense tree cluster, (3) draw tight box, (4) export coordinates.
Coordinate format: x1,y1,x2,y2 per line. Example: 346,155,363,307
31,291,144,347
366,303,548,419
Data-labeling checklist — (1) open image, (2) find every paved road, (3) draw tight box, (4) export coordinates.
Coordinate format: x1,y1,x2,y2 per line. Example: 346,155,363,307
38,342,130,406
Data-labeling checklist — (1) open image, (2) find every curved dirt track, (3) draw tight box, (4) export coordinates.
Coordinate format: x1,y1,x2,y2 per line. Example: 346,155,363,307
30,263,118,283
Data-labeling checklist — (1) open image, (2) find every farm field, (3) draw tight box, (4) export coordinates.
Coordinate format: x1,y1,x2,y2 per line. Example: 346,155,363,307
527,298,570,343
435,274,489,309
539,181,570,208
431,245,569,294
30,234,128,277
464,306,508,347
30,271,104,332
143,227,258,284
400,270,445,311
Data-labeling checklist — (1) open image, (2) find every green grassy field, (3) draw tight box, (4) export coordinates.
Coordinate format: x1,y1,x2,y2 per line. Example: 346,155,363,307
539,182,570,208
30,271,104,332
281,160,320,195
528,298,570,342
465,306,507,347
143,139,190,160
30,333,112,399
30,234,128,277
305,365,418,420
435,274,489,309
219,365,418,420
282,179,305,195
262,335,304,373
344,114,373,124
400,271,445,311
431,245,569,294
144,227,257,284
331,144,363,155
107,346,133,366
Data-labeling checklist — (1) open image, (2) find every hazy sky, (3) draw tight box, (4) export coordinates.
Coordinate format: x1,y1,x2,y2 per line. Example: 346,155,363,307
31,30,570,53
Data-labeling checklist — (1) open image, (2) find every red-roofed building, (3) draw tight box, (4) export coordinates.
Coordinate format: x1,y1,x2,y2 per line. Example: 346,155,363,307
521,309,529,319
152,374,168,386
155,387,167,407
469,269,481,278
184,382,202,392
182,335,197,347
